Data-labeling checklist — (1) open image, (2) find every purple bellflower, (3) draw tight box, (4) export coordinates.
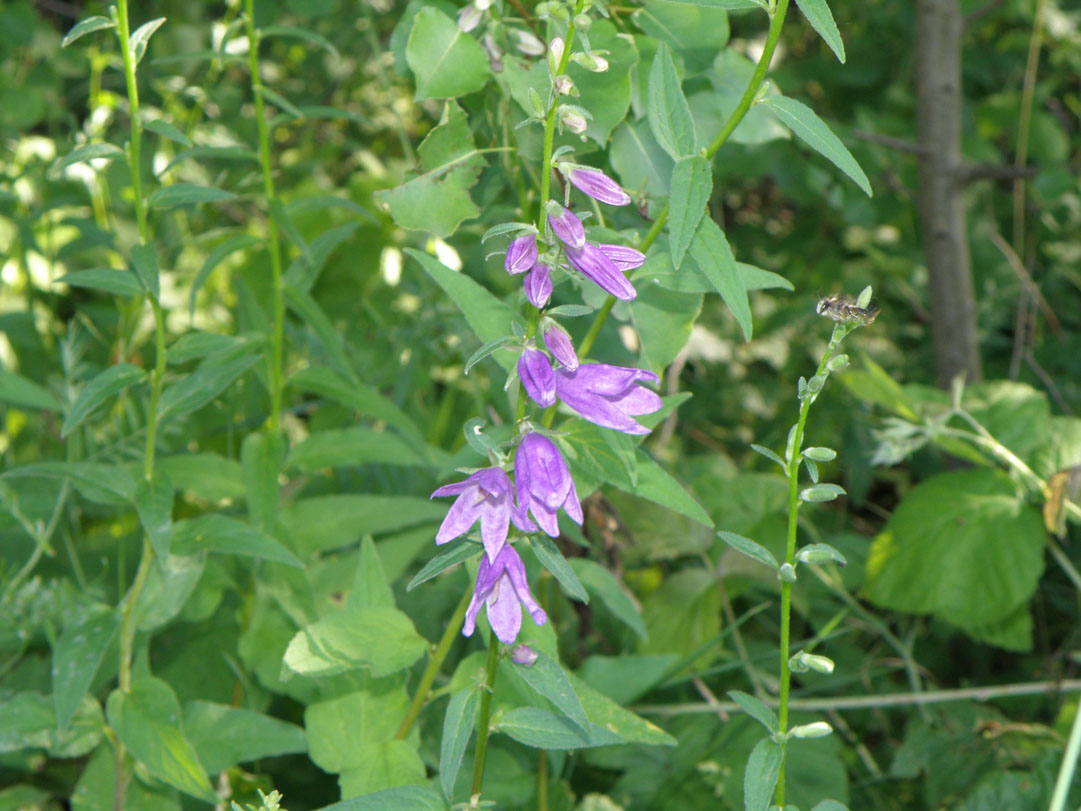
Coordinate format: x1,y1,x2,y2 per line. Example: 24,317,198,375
518,348,556,407
565,166,631,207
547,203,585,250
515,433,584,536
431,467,533,561
598,243,646,272
505,234,538,275
555,363,663,435
565,243,637,300
524,261,553,308
542,321,578,370
463,542,548,644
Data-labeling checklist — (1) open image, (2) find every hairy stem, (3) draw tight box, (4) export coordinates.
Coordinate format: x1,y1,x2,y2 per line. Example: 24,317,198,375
471,630,501,799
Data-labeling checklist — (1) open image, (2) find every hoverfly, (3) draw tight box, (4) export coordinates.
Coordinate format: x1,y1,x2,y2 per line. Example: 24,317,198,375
815,293,879,326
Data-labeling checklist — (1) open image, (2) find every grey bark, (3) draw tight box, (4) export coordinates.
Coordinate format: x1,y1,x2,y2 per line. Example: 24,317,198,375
915,0,983,387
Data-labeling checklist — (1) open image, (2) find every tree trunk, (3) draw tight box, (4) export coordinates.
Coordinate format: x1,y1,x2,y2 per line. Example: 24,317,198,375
915,0,982,387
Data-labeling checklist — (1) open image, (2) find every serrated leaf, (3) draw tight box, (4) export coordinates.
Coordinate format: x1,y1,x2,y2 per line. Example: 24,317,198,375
795,0,845,63
407,540,483,591
52,606,118,731
744,737,783,811
56,268,144,297
529,535,589,603
142,118,192,147
147,183,236,209
668,156,712,269
189,234,262,318
62,16,115,47
130,17,167,65
717,530,778,570
62,363,146,437
50,142,124,176
688,218,752,340
170,514,302,568
134,472,173,560
439,689,478,800
261,23,340,59
728,689,778,732
130,241,159,299
761,96,871,196
647,42,696,160
406,7,491,100
0,369,60,411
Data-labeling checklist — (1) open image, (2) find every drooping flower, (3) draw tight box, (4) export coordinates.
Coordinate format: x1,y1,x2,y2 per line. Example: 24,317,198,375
431,467,533,561
547,203,585,250
518,348,556,407
565,166,631,207
598,243,646,272
463,543,548,644
505,234,538,275
564,243,636,300
554,363,662,435
515,432,583,536
524,261,553,308
542,321,578,370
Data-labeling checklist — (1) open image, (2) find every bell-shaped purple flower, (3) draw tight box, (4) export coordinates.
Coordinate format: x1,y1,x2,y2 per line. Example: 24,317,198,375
463,543,548,644
505,234,538,275
554,363,662,435
431,467,533,561
524,261,553,308
565,167,631,207
518,348,556,407
542,321,578,370
565,243,637,301
547,203,585,250
598,243,646,272
515,433,583,537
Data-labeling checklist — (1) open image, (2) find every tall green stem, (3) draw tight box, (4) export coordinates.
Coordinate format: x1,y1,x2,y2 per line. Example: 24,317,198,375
244,0,285,434
471,630,502,799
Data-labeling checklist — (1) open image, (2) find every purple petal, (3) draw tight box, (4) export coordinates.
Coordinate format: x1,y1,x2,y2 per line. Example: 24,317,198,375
547,204,585,250
529,500,560,537
463,554,495,638
516,433,572,509
561,363,659,396
611,385,663,416
478,501,511,561
524,262,553,308
518,348,556,407
486,574,523,644
598,243,646,271
435,491,481,545
501,546,548,627
505,234,538,275
567,167,631,207
543,323,578,370
471,467,513,498
563,478,584,525
565,244,637,301
557,387,652,434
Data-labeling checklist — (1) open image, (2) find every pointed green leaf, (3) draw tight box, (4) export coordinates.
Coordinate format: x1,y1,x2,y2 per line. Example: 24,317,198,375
668,155,711,268
717,530,778,570
62,363,146,437
632,450,714,526
157,337,263,419
728,689,778,732
56,268,144,297
529,535,589,603
189,234,261,318
795,0,845,63
309,785,447,811
744,737,783,811
406,540,482,591
439,689,478,800
182,701,307,774
688,218,752,340
350,537,395,610
50,142,124,177
261,24,340,59
259,85,305,120
0,369,60,411
647,42,696,160
129,17,167,65
52,606,118,731
505,651,589,732
147,183,236,209
143,118,192,147
241,431,283,534
130,242,159,299
339,740,426,799
282,606,428,679
285,284,353,377
305,682,411,773
135,553,205,631
569,559,647,638
279,494,446,557
62,16,115,47
406,7,491,100
287,366,424,443
495,707,621,750
170,514,301,568
2,461,135,504
761,96,871,196
269,198,312,263
285,426,436,472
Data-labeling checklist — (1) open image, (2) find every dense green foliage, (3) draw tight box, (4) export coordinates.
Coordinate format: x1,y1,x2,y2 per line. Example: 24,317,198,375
1,0,1080,809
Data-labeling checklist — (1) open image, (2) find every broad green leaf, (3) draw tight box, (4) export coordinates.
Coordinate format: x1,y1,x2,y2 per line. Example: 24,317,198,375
795,0,845,63
105,678,217,803
170,514,302,568
241,431,284,534
49,142,124,176
134,472,174,560
0,369,60,411
56,268,144,297
182,701,307,774
279,494,447,557
569,559,647,638
166,332,240,365
350,537,396,611
62,364,146,437
557,420,637,494
288,365,425,443
262,23,340,58
667,155,712,268
3,461,135,505
282,605,428,679
70,742,180,811
130,17,166,65
142,118,191,147
147,183,236,209
688,217,752,340
52,606,118,730
62,16,115,47
311,785,447,811
157,337,263,418
305,681,411,773
529,535,589,603
632,450,714,526
739,262,793,291
189,234,261,318
744,738,783,811
495,707,622,750
134,554,205,631
406,539,482,591
405,7,490,100
648,43,696,161
130,242,159,299
339,740,426,799
760,96,871,196
578,654,679,705
728,689,778,732
375,103,487,238
634,0,730,73
0,692,102,758
610,119,674,198
631,280,702,373
0,785,50,810
439,688,478,800
864,469,1045,629
505,651,589,732
159,452,244,501
407,248,524,368
717,530,778,570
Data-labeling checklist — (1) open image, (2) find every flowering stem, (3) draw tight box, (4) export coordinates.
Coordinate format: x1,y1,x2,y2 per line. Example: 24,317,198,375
394,587,472,740
244,0,286,434
471,629,501,799
775,325,846,808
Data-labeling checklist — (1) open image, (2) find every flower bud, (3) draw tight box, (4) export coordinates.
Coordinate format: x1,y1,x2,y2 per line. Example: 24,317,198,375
554,75,576,96
560,107,588,135
542,320,578,370
482,34,503,71
527,87,547,119
511,644,539,666
777,562,797,583
827,354,849,371
524,262,553,308
505,233,538,275
547,36,564,74
572,51,608,72
597,243,645,270
518,348,556,407
458,3,483,32
572,13,592,31
565,166,630,207
546,202,585,250
790,650,835,674
790,722,833,739
514,29,545,56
